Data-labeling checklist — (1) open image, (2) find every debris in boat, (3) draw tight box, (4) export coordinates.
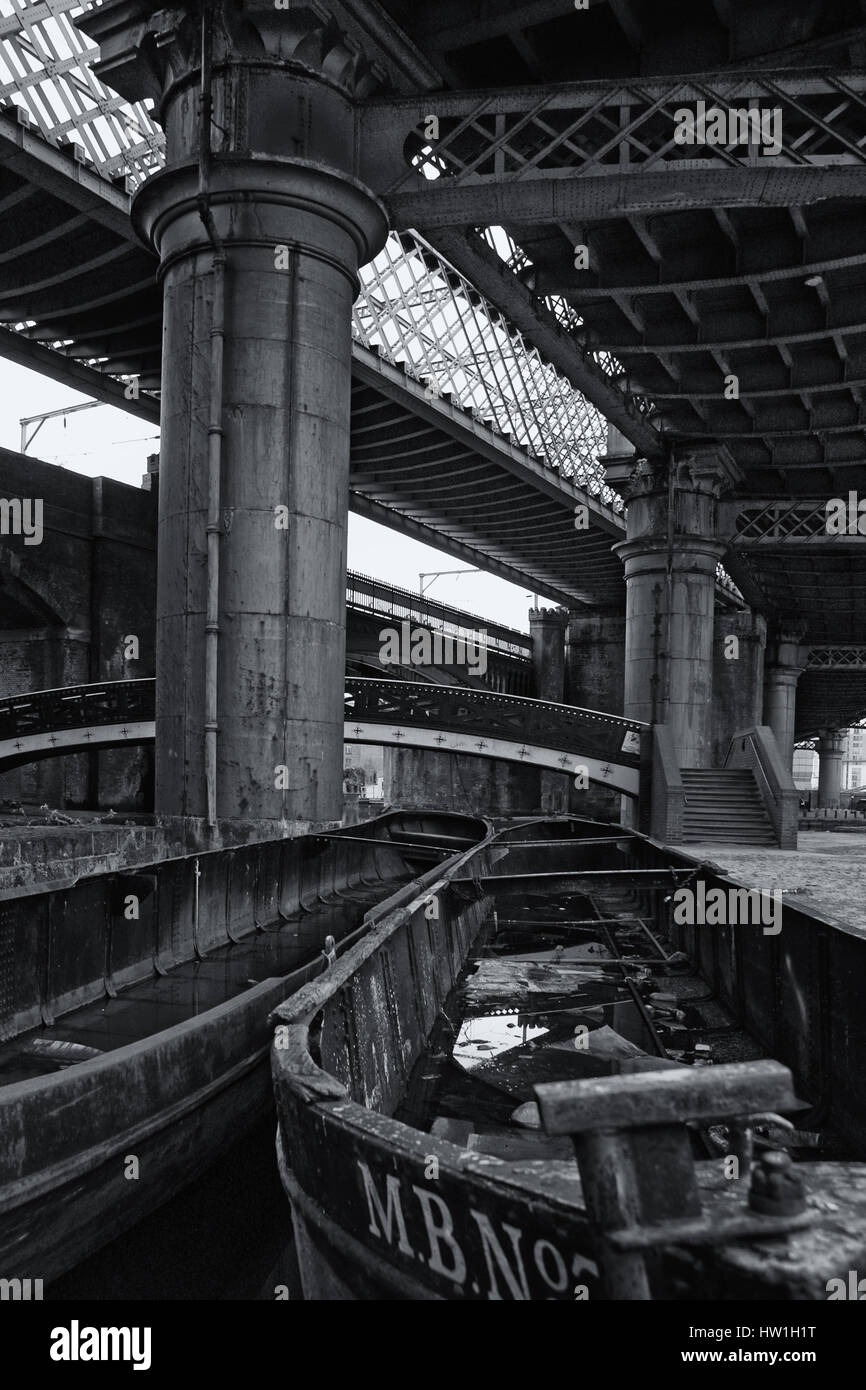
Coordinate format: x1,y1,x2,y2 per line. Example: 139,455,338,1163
462,956,617,1010
431,1113,574,1161
431,1117,474,1147
665,951,691,971
462,1022,670,1102
571,1023,650,1060
512,1100,543,1128
38,805,76,825
507,942,612,964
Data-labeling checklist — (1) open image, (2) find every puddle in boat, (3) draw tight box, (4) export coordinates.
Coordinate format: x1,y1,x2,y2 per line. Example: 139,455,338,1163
397,881,844,1166
455,998,655,1072
395,892,665,1163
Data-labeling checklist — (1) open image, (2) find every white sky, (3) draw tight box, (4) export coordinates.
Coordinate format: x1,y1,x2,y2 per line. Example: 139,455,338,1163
1,358,543,633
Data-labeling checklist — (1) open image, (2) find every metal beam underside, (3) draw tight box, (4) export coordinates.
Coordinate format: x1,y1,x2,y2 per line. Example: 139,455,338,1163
795,668,866,740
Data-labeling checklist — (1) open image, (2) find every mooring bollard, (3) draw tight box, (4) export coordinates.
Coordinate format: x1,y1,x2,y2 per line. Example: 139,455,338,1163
535,1060,808,1300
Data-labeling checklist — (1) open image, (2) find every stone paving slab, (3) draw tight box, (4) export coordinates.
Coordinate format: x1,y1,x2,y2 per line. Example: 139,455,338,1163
678,832,866,937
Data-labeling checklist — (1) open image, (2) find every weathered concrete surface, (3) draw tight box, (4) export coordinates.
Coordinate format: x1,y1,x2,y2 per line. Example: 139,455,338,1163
763,634,808,774
678,831,866,935
97,2,388,843
711,609,766,763
529,607,568,702
0,819,166,896
607,451,727,769
528,607,569,810
566,609,625,714
384,746,565,817
817,729,846,808
384,746,620,820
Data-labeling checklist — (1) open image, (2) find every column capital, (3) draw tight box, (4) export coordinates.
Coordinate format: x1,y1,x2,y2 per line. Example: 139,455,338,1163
528,606,569,629
78,0,386,109
766,623,809,683
672,442,740,496
774,619,809,646
817,729,847,753
603,443,738,504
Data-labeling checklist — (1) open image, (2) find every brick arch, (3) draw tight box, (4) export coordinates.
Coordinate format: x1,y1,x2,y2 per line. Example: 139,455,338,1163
0,553,69,628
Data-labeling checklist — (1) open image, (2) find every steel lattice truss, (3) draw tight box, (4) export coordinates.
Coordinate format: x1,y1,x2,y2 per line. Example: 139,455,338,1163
354,229,615,504
729,500,833,543
0,0,163,182
807,648,866,670
0,2,614,508
370,73,866,217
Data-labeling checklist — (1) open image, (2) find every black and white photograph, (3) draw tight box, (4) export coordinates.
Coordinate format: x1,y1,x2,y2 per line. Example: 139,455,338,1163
0,0,864,1361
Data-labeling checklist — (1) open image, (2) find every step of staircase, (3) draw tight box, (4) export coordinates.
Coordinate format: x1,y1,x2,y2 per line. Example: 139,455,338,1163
679,768,777,845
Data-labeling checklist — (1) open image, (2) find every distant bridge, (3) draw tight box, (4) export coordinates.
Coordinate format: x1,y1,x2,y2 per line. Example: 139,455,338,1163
0,678,646,797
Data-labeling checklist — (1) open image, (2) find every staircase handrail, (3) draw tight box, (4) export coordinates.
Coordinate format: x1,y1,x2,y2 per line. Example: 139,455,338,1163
724,725,799,850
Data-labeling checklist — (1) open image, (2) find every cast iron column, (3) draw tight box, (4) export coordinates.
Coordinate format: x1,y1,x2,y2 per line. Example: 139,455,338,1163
80,1,388,844
763,630,808,774
605,449,728,770
817,729,847,808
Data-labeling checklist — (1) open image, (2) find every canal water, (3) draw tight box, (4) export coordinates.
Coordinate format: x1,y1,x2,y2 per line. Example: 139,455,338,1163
47,1110,302,1300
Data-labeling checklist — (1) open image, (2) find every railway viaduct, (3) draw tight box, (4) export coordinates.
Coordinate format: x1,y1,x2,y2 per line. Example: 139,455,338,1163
1,1,866,847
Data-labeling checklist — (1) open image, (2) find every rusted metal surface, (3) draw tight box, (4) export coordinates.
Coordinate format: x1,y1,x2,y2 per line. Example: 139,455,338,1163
536,1060,799,1133
668,856,866,1152
749,1149,807,1217
535,1062,810,1298
272,814,866,1300
0,811,488,1283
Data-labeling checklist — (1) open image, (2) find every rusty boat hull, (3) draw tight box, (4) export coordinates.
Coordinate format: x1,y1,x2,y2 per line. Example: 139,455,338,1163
0,810,487,1284
271,817,866,1301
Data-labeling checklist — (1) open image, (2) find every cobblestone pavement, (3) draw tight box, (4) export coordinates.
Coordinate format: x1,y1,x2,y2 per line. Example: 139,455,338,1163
678,831,866,935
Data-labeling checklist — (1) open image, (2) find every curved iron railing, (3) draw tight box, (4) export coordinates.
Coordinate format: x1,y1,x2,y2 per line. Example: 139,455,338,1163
0,678,154,744
345,678,646,768
0,677,644,773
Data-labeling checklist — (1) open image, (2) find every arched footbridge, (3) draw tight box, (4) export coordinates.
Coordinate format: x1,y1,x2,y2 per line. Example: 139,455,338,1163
0,678,647,798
